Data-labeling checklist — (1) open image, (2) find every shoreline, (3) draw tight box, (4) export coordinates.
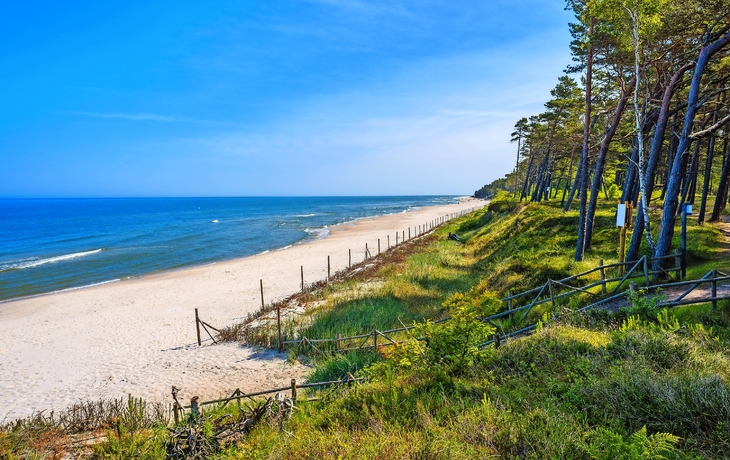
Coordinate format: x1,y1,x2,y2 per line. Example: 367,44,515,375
0,197,466,305
0,197,485,421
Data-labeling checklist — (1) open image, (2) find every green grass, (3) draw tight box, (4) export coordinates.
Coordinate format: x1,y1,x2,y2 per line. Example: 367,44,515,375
5,197,729,459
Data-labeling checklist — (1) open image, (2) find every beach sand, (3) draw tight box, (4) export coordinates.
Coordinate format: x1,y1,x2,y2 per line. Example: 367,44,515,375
0,198,485,421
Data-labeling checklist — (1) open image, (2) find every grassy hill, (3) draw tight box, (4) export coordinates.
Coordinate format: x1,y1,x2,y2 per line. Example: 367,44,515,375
3,197,730,459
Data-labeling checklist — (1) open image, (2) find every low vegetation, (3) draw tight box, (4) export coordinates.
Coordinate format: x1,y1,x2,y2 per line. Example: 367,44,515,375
2,200,729,459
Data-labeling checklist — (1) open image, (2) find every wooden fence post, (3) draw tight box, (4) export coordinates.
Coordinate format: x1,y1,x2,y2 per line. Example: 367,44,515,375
408,227,411,239
373,330,378,352
327,255,331,281
349,249,351,268
336,333,341,351
402,230,404,242
599,259,607,294
195,308,201,346
291,379,297,401
365,243,369,260
387,235,390,249
396,232,399,245
712,269,718,311
548,280,555,308
277,307,282,352
507,290,513,320
674,249,681,280
190,397,200,422
260,279,265,310
301,266,304,294
378,239,381,255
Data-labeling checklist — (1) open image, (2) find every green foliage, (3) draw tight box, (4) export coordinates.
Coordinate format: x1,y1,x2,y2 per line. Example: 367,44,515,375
416,292,498,371
487,191,520,213
582,426,680,459
306,350,381,383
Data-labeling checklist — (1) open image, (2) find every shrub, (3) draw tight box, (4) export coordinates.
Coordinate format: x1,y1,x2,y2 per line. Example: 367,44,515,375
487,191,519,213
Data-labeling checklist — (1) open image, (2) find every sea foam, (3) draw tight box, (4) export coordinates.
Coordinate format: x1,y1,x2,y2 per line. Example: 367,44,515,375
0,249,103,272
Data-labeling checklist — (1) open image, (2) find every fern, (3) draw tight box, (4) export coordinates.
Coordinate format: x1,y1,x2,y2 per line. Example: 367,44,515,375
582,426,679,460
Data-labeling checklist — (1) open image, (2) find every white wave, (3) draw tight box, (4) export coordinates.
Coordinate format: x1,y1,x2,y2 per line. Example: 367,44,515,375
0,249,103,271
211,220,219,223
305,227,330,240
295,213,316,217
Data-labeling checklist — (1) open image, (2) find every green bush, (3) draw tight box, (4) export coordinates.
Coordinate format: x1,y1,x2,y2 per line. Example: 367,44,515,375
487,191,520,213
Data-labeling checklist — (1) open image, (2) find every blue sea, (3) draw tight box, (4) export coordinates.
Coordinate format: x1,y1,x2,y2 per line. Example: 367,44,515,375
0,196,459,301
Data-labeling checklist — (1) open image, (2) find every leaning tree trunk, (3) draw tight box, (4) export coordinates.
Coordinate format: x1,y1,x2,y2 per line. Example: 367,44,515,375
699,103,720,223
575,17,594,262
520,148,536,201
655,29,730,262
626,63,693,262
584,76,635,250
710,137,730,222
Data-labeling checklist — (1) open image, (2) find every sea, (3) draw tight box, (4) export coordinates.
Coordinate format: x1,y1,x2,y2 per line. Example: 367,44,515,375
0,196,460,301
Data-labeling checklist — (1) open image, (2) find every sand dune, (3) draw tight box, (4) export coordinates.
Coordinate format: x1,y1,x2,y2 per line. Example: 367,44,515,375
0,198,485,421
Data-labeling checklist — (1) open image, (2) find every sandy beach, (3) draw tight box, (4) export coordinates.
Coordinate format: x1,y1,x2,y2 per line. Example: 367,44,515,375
0,198,484,422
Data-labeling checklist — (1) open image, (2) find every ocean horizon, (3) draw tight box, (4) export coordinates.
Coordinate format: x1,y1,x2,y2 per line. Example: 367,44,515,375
0,196,462,301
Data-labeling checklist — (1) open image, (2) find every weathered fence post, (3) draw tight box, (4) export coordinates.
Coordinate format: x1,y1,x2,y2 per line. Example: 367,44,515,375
378,239,381,255
387,235,390,249
301,265,304,294
277,306,282,352
599,259,607,294
349,249,351,268
402,230,405,242
629,281,638,294
195,308,201,346
373,329,378,352
291,379,297,401
260,279,265,310
327,255,331,281
408,227,411,239
712,269,718,311
548,280,555,308
674,249,681,280
336,333,341,351
507,290,513,320
173,402,180,425
396,232,399,245
190,397,200,422
365,243,369,260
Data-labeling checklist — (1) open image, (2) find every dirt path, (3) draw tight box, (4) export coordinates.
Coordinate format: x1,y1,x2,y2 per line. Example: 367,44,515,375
600,215,730,311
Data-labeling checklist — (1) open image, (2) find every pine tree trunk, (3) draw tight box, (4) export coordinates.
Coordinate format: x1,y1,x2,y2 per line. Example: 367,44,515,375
584,76,635,250
655,29,730,262
575,17,594,262
710,137,730,222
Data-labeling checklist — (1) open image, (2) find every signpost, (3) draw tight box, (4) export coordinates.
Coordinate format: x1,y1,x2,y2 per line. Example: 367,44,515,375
681,203,692,279
616,201,633,275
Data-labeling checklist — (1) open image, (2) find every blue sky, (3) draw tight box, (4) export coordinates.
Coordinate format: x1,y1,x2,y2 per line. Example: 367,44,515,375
0,1,573,197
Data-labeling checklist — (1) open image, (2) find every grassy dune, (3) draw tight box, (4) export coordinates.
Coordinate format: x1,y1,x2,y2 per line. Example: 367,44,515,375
3,197,730,459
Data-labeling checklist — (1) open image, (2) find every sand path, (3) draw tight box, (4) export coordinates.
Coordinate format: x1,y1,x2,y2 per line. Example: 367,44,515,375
0,198,484,422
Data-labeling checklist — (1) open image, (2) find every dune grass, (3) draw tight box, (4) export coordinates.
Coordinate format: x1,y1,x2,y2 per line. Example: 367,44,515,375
5,196,729,459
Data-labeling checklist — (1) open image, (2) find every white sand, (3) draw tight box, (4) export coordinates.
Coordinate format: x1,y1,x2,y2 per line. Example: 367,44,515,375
0,198,485,422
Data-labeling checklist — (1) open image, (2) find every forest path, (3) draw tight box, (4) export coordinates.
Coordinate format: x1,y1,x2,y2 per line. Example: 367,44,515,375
598,215,730,312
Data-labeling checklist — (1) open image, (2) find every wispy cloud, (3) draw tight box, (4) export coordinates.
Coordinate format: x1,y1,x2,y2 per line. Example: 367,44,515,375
69,112,178,122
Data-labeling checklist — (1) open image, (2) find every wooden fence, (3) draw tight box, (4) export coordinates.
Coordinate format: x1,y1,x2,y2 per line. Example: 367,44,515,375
280,254,730,355
194,205,483,347
170,374,364,423
480,268,730,348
